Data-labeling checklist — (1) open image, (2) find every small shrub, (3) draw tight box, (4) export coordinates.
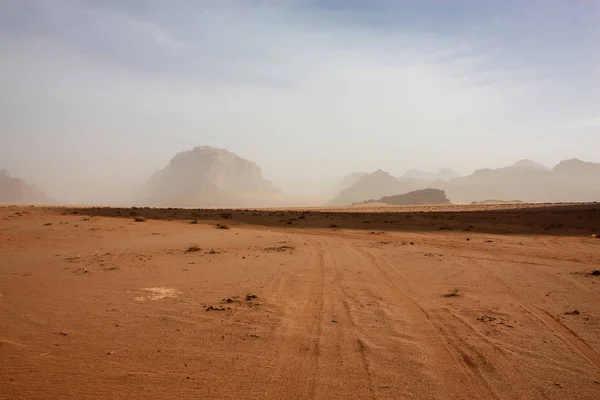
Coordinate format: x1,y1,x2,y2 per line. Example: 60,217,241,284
216,223,230,230
133,216,146,222
185,245,201,252
190,219,198,224
444,287,460,298
329,224,339,228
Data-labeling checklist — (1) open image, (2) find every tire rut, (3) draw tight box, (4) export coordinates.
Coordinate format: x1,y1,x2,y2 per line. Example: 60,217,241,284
266,238,325,399
336,238,496,400
471,258,600,371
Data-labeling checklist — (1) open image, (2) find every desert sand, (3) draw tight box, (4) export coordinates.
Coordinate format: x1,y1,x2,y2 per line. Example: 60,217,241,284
1,203,600,399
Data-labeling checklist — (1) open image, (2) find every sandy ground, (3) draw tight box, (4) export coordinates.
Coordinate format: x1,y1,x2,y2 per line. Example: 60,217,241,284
1,203,600,399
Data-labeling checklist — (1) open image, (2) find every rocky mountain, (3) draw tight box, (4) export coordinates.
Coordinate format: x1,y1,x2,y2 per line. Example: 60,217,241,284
323,172,368,199
401,168,460,181
360,188,451,206
510,159,550,171
0,170,52,204
431,159,600,203
329,170,424,206
553,158,600,175
142,146,282,207
329,158,599,206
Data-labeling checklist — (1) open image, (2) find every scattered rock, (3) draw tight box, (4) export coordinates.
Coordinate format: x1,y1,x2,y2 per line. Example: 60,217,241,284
564,310,580,315
591,270,600,276
264,245,295,252
591,234,597,239
477,315,497,322
206,306,227,312
246,294,258,301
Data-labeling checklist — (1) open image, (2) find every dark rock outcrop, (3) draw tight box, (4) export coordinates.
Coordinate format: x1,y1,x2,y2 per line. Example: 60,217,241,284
361,188,451,206
329,170,423,206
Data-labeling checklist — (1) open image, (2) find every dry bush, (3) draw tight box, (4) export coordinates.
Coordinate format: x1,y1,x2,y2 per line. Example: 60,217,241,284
444,287,460,298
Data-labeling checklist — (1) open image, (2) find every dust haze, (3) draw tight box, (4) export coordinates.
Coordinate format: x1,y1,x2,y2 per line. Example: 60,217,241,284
3,3,600,399
1,1,598,206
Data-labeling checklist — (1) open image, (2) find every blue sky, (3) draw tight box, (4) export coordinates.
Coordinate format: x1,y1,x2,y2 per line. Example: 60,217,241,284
0,0,598,200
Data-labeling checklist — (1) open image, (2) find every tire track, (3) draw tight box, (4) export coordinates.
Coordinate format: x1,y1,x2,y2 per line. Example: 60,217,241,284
266,238,325,400
471,258,600,370
336,238,497,400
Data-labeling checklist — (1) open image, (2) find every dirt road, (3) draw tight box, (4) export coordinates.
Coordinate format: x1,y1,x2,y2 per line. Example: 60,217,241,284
1,205,599,399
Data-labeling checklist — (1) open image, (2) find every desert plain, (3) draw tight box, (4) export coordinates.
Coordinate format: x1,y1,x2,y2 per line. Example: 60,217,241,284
1,203,600,399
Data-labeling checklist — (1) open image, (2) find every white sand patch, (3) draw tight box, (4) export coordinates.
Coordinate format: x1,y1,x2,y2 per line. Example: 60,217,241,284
135,287,180,301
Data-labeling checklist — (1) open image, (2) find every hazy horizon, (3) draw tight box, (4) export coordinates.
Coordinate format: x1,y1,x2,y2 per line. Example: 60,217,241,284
1,0,599,202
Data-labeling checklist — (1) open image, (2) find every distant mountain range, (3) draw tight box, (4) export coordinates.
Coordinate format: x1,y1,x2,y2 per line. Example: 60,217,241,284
401,168,460,181
329,159,600,206
3,150,598,208
0,170,53,204
435,158,600,204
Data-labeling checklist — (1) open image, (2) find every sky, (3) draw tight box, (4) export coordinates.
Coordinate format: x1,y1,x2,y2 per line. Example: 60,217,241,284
0,0,599,201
